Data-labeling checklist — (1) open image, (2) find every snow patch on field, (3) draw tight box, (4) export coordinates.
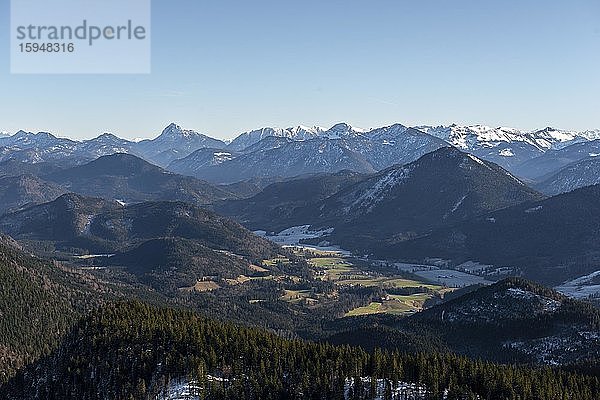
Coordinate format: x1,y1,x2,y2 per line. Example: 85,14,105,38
556,270,600,299
254,225,351,255
456,261,494,273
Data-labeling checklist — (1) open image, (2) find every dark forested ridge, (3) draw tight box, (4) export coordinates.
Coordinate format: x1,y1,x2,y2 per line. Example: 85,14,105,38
0,193,280,257
4,301,599,400
399,278,600,365
325,278,600,365
386,184,600,285
215,170,368,231
106,237,256,293
0,174,66,215
0,235,165,382
45,153,236,204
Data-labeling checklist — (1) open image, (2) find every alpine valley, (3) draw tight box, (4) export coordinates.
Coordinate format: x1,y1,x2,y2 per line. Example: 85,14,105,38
2,121,600,399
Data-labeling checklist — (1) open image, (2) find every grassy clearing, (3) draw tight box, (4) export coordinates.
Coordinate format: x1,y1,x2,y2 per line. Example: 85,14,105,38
281,289,315,304
345,297,424,317
309,257,352,268
180,281,220,293
266,253,454,317
291,247,345,258
337,277,441,290
248,264,269,273
309,257,355,280
262,257,290,267
225,275,251,285
389,293,431,309
345,302,384,316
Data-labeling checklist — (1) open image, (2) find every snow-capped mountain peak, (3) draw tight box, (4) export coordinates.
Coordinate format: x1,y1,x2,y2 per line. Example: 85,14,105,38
416,124,531,150
227,125,324,151
288,125,325,137
528,126,580,148
3,130,74,148
577,129,600,141
159,123,201,139
365,123,410,142
322,122,366,139
92,133,122,142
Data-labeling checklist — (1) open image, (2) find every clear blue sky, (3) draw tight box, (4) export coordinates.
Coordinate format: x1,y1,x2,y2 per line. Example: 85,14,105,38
1,0,599,140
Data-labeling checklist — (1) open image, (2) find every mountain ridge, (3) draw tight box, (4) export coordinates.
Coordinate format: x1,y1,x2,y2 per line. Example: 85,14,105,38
3,122,600,181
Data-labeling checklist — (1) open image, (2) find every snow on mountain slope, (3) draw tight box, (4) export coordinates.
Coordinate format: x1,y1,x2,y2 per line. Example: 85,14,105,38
227,122,369,151
227,125,324,151
1,122,599,181
417,124,536,149
438,285,562,324
0,130,84,164
175,128,447,184
413,124,600,171
417,124,598,152
191,138,377,183
341,165,414,214
556,271,600,299
321,122,367,139
0,130,77,149
168,148,239,176
314,147,542,243
364,123,410,143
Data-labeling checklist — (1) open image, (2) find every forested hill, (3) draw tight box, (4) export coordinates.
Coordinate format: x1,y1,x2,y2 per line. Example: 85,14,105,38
0,235,164,382
3,301,599,400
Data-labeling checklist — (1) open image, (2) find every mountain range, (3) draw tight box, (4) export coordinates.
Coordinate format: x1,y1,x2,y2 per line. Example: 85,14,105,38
219,147,544,246
0,137,596,288
0,153,236,214
3,122,600,191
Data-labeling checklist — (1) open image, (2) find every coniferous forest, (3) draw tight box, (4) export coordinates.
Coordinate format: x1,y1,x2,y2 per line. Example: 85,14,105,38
4,301,599,400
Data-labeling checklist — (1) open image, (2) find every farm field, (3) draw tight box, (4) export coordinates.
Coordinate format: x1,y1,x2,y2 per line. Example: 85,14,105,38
307,255,452,317
261,250,491,318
